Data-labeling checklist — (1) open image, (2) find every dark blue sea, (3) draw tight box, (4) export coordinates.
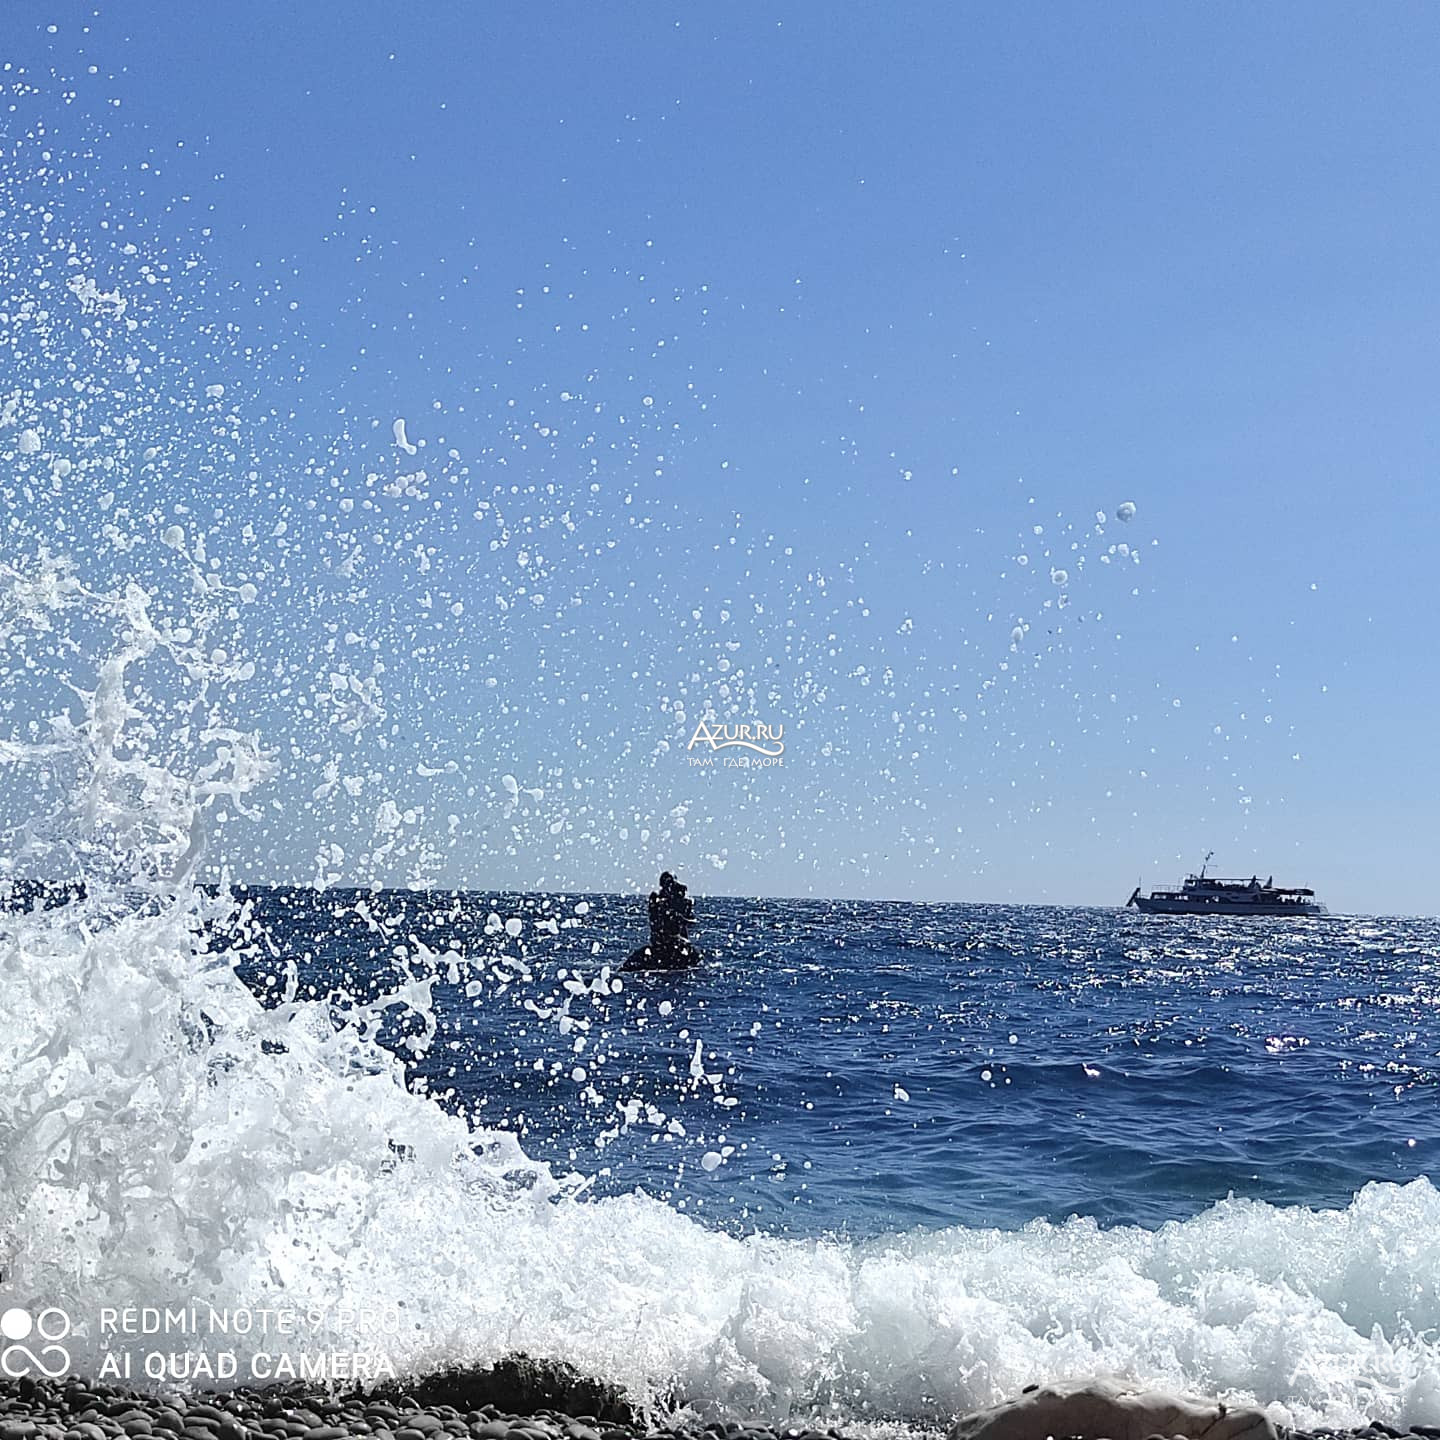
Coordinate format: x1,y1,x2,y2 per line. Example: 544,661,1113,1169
230,889,1439,1237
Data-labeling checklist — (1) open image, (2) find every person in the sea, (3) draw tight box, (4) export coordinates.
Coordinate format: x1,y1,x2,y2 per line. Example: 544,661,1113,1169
646,870,695,965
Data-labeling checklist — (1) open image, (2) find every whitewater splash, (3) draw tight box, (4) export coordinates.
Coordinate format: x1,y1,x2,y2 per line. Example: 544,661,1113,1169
1,563,1439,1428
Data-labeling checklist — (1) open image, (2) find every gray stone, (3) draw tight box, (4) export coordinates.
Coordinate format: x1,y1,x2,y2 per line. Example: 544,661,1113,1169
371,1359,634,1428
948,1379,1277,1440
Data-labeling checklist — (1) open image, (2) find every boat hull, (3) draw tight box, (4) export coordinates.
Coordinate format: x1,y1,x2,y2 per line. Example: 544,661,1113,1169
1131,896,1327,917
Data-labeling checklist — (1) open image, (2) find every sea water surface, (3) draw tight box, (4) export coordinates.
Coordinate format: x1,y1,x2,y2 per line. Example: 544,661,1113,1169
231,891,1440,1238
118,886,1432,1431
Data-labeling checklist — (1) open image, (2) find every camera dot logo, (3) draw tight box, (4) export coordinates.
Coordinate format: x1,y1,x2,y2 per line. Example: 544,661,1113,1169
0,1305,72,1378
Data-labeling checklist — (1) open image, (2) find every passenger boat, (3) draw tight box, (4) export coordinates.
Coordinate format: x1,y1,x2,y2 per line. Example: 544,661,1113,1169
1126,855,1326,916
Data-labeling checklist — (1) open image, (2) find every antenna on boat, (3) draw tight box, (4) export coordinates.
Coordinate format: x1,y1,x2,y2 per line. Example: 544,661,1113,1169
1201,849,1214,878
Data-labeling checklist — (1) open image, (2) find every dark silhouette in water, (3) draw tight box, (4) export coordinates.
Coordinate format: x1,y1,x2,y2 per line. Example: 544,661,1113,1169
626,870,700,970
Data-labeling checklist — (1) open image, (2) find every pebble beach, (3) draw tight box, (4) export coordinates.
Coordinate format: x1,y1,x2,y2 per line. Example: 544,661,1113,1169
0,1374,848,1440
4,1373,1440,1440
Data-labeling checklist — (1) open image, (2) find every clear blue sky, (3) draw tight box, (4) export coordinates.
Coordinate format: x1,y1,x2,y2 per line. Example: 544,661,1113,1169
5,3,1438,913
